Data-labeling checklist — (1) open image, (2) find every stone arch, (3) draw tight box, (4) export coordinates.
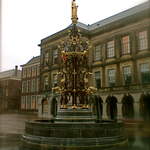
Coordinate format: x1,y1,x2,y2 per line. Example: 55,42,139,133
139,93,150,120
42,98,48,114
51,97,58,117
94,95,103,121
122,94,134,119
106,95,118,120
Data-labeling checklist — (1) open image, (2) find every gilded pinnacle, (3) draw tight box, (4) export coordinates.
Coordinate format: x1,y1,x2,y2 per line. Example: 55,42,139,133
71,0,78,24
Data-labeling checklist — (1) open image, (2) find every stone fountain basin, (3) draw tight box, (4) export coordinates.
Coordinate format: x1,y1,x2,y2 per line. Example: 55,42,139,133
21,120,127,150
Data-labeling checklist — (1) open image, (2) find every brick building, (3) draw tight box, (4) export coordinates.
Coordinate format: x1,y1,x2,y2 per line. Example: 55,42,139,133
21,56,40,112
0,66,21,112
37,1,150,119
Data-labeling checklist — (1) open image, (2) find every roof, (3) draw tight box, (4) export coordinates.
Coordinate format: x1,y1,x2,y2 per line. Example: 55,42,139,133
89,1,150,30
41,1,150,42
42,22,89,42
21,56,40,67
0,69,21,80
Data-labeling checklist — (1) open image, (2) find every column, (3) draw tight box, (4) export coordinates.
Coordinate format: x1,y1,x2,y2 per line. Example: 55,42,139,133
116,63,122,86
132,60,140,84
131,31,140,85
102,67,105,88
134,101,140,120
117,102,123,119
38,95,43,118
48,97,53,119
103,102,108,120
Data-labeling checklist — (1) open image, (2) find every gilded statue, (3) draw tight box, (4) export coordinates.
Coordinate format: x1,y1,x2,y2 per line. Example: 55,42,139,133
72,0,78,24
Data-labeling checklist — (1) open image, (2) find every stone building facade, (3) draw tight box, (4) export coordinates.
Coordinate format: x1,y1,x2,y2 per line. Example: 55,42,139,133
38,1,150,120
21,56,40,112
0,66,21,112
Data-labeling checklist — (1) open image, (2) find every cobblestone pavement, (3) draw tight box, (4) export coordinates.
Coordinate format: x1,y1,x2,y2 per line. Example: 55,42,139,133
0,113,38,150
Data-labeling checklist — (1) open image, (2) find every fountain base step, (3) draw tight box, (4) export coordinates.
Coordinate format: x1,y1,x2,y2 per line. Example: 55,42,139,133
20,120,127,150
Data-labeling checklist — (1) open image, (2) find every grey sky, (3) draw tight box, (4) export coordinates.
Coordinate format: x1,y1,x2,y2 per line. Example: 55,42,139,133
1,0,147,71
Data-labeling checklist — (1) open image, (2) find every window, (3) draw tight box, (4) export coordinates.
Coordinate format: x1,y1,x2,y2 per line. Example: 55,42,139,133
108,69,116,87
140,63,150,84
53,74,58,87
32,66,36,77
31,79,36,92
5,89,8,96
25,96,27,110
138,31,148,50
121,36,130,55
22,81,27,93
94,71,101,89
36,96,38,110
31,96,36,110
27,68,32,77
22,68,26,78
94,45,101,61
107,41,115,58
27,96,31,110
21,96,26,109
44,52,49,65
42,99,48,114
123,66,132,85
53,49,58,64
28,80,31,93
37,78,40,92
44,76,49,90
37,66,40,76
26,80,29,93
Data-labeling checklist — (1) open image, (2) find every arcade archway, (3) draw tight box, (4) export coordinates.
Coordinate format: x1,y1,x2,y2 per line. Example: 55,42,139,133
106,96,118,120
122,94,134,119
140,93,150,120
94,96,103,121
51,97,57,117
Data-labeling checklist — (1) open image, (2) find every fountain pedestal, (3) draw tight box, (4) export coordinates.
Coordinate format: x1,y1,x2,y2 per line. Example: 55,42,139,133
21,120,127,150
21,108,127,150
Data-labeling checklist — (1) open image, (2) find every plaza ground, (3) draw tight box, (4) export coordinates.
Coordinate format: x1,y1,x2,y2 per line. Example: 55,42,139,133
0,113,38,150
0,113,150,150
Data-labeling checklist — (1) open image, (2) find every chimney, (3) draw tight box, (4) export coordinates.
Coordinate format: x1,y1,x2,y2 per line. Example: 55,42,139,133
15,65,18,76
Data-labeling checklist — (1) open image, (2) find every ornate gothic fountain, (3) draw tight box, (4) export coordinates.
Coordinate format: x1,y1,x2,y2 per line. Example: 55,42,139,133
21,1,127,149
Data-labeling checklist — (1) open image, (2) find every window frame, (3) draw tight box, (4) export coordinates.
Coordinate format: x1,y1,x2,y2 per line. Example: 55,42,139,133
138,30,148,51
94,71,101,89
121,35,130,55
107,40,115,58
123,66,132,85
140,63,150,84
107,69,116,87
53,49,58,64
93,44,101,62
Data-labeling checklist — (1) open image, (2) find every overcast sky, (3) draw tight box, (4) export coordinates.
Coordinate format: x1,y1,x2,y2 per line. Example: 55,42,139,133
1,0,148,71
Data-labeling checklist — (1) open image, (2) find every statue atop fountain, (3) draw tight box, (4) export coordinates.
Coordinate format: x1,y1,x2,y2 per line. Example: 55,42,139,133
53,0,96,111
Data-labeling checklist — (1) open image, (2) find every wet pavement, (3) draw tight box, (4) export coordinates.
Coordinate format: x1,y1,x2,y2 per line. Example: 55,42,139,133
0,113,150,150
0,113,38,150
